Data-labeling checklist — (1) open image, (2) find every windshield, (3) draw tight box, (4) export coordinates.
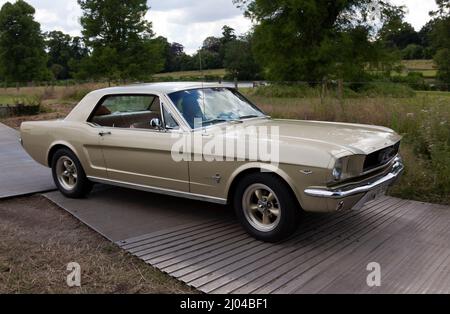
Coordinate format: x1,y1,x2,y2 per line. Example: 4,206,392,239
168,88,266,129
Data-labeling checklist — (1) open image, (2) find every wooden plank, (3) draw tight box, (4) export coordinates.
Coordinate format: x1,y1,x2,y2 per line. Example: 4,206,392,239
203,199,407,293
172,198,395,283
44,172,449,294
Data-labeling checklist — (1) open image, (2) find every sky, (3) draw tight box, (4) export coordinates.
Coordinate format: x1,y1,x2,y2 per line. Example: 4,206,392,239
0,0,439,54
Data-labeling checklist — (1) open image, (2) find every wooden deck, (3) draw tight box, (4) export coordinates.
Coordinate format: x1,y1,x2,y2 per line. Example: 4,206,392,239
44,187,450,294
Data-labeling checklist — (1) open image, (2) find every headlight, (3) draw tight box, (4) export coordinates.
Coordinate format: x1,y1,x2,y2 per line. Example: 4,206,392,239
332,159,343,181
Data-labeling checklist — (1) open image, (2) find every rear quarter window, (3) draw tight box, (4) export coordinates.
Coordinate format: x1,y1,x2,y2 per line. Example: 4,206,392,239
101,95,156,113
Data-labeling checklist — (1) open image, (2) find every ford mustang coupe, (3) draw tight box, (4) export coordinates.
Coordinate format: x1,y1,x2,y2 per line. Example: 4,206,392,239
20,82,404,242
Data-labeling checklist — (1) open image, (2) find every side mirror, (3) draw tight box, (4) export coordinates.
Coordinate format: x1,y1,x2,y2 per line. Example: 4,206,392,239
150,118,162,129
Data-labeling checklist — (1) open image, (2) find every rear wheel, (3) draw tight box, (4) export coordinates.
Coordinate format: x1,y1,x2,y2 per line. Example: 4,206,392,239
234,173,301,242
51,148,93,198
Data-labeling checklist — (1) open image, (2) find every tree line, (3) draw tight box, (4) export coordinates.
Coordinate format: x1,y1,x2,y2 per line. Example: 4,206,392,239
0,0,448,85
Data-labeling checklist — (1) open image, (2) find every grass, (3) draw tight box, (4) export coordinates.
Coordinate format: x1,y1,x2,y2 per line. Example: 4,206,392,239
0,95,19,104
0,94,42,106
417,90,450,97
420,70,438,78
0,196,195,294
243,87,450,205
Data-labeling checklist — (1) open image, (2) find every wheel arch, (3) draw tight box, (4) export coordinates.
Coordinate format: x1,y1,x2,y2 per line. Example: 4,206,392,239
226,163,304,210
47,142,80,167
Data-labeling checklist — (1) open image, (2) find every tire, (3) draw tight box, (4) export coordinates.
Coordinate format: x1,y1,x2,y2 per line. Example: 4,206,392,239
51,148,93,199
233,173,301,243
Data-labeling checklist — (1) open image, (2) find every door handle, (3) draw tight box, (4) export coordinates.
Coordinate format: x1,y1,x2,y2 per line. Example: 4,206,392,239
99,131,112,137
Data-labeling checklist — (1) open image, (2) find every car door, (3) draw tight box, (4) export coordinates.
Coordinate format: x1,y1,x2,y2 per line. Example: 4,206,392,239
91,94,190,192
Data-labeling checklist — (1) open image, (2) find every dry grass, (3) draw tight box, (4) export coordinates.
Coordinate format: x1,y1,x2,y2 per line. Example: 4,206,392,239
399,60,437,78
0,102,76,129
402,59,436,71
0,196,195,294
247,94,418,126
0,82,111,104
0,83,109,128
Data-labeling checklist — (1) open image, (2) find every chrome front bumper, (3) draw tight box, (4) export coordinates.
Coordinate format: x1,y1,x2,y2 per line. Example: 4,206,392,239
304,157,404,199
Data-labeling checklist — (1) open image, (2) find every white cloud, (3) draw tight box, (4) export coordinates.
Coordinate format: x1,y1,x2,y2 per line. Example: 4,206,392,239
391,0,438,30
148,4,251,54
35,8,59,24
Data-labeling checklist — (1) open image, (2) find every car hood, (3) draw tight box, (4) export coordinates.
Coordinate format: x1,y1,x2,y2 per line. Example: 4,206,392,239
216,118,402,157
267,119,400,154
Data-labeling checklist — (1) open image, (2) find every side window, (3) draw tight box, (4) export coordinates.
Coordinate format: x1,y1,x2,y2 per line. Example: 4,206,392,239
90,95,163,130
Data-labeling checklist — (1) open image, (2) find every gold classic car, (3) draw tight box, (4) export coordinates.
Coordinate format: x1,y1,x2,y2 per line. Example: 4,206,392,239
20,83,404,242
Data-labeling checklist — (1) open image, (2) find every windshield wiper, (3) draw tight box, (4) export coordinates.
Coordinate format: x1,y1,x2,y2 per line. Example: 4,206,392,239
239,115,260,120
202,119,243,126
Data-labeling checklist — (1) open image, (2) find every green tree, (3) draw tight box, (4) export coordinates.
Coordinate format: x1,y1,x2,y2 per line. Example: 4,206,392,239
221,26,237,45
195,49,222,70
430,19,450,51
155,36,191,73
379,14,420,50
402,44,424,60
433,0,450,16
202,36,222,54
46,31,88,80
78,0,164,80
224,34,261,80
418,20,438,58
233,0,400,82
434,48,450,84
0,0,50,82
200,26,239,69
431,0,450,85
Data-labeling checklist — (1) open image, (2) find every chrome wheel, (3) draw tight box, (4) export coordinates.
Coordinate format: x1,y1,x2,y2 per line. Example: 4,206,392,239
242,183,281,232
56,156,78,191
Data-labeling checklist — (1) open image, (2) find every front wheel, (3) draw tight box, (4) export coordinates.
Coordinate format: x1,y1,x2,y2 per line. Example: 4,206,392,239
233,173,301,242
51,148,93,198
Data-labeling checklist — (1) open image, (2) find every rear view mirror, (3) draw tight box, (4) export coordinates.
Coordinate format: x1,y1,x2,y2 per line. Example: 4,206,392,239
150,118,162,129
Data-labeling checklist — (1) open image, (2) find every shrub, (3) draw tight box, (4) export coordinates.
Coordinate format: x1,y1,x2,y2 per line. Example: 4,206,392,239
359,82,416,98
251,84,320,98
0,95,44,116
12,94,42,107
391,72,430,91
61,87,92,102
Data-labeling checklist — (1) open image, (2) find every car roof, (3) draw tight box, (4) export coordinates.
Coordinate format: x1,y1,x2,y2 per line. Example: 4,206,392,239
93,82,230,95
65,82,236,123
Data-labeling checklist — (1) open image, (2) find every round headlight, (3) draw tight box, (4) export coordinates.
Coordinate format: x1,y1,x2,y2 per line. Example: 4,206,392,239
332,167,342,181
332,159,343,181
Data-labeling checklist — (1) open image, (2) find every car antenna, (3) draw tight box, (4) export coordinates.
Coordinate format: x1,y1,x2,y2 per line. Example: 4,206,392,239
199,48,206,133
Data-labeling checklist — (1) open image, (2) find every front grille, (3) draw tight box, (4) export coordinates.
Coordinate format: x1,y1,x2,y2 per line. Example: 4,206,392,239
363,142,400,172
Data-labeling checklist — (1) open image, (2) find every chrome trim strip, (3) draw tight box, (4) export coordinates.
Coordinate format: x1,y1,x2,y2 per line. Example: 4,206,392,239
87,176,228,205
304,157,404,199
